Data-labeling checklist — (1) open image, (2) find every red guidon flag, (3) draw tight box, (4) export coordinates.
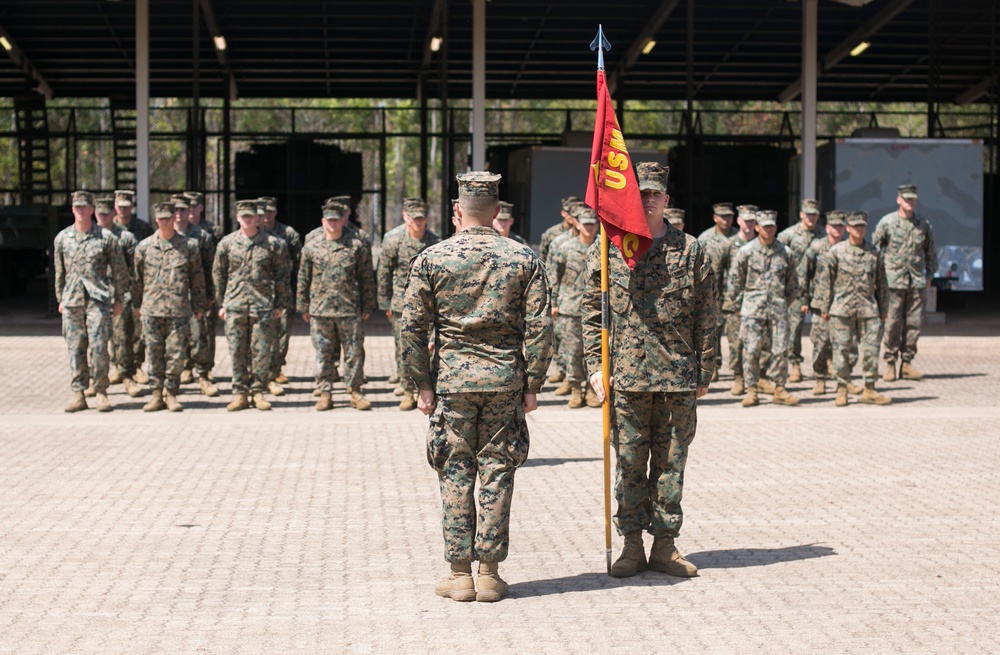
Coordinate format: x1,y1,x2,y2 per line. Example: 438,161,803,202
585,69,651,269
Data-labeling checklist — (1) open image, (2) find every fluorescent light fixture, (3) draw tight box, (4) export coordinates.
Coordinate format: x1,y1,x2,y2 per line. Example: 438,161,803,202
850,41,870,57
0,36,12,52
430,36,442,52
213,35,227,51
642,39,656,55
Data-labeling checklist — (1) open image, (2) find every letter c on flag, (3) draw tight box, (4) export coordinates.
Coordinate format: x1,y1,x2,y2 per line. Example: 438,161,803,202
622,233,639,258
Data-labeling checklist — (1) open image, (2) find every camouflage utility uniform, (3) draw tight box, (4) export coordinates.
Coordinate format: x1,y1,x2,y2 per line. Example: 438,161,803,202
777,219,824,368
547,234,592,388
266,220,301,382
113,215,154,376
104,223,139,379
697,221,735,374
179,221,217,380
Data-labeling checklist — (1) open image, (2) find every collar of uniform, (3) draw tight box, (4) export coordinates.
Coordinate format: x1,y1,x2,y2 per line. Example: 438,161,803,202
461,225,500,236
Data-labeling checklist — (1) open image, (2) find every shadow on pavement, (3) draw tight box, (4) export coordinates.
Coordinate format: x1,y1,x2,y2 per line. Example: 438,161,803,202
522,457,601,468
687,544,836,569
510,570,687,598
883,395,938,404
921,372,987,380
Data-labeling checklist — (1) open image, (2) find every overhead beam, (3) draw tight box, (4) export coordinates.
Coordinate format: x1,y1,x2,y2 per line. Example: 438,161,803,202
0,22,54,99
778,0,914,103
607,0,681,95
420,0,445,70
954,76,995,105
198,0,239,100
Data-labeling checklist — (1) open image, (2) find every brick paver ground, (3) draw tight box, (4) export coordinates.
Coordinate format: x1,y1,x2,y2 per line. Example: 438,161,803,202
1,311,998,653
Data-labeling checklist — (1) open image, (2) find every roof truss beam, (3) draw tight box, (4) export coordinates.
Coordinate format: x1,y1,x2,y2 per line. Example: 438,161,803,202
0,21,54,99
608,0,682,95
198,0,238,100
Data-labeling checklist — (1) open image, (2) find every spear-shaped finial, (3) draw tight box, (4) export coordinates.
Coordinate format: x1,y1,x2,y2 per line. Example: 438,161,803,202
590,24,612,71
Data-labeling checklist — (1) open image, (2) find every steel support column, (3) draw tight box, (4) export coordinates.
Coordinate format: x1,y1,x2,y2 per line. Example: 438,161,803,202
136,0,150,220
800,0,818,203
471,0,485,170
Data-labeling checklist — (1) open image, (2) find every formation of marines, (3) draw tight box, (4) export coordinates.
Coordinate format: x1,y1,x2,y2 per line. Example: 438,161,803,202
53,172,937,602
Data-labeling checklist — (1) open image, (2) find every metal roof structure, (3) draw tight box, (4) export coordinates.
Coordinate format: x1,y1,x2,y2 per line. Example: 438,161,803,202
0,0,996,105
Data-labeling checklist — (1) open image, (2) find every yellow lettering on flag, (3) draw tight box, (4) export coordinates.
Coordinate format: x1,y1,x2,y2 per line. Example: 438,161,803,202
607,151,628,171
622,233,639,258
609,129,628,154
592,162,600,185
605,170,626,190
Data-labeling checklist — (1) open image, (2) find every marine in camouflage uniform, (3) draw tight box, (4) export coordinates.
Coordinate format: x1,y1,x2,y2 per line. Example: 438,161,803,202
298,200,377,411
546,204,600,408
728,210,800,407
544,204,582,394
539,196,579,384
112,189,154,383
721,205,758,394
134,202,208,412
697,202,736,379
777,199,825,382
663,206,686,233
377,197,439,410
54,191,129,412
400,171,552,603
213,200,292,411
815,211,891,406
581,162,717,579
185,191,224,387
493,201,528,244
872,184,938,381
94,196,141,398
259,196,302,391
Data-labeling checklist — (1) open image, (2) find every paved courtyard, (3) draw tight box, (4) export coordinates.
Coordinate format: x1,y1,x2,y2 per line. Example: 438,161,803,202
1,311,999,653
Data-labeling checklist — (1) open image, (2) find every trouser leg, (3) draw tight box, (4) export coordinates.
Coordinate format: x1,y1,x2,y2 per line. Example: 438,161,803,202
647,391,697,538
62,306,89,392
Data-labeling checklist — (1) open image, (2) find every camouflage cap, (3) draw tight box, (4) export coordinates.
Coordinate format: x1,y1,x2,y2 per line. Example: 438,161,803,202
183,191,204,206
898,184,918,199
94,196,115,214
561,195,582,212
663,208,686,225
737,204,759,220
636,161,669,193
402,197,428,218
846,210,868,226
258,196,278,212
801,198,821,214
71,190,94,207
456,171,501,198
153,202,175,220
322,201,349,220
114,190,134,207
825,210,846,226
496,201,515,220
576,205,598,224
235,199,260,216
756,210,778,226
712,202,735,216
170,194,190,210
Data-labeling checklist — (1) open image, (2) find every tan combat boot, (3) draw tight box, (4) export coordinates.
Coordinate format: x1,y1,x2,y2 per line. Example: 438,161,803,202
350,389,372,411
122,377,143,398
95,392,113,413
84,384,97,398
227,393,250,412
835,384,848,407
741,386,759,407
900,362,924,380
476,561,509,602
548,370,565,384
883,360,897,382
199,376,220,397
143,389,166,412
730,376,745,396
610,531,646,578
163,389,183,412
860,382,892,405
554,379,573,396
585,383,602,408
648,536,698,577
267,380,286,396
108,368,123,385
756,378,777,395
180,369,194,385
252,392,272,411
567,384,584,409
399,390,416,411
315,391,333,411
393,385,406,397
788,363,802,383
812,376,827,395
133,368,149,384
846,381,864,395
275,370,289,385
772,386,800,406
434,562,476,602
64,391,89,413
387,373,400,385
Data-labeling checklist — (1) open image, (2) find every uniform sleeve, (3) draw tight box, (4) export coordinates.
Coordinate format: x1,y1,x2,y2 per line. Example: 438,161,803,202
798,246,815,307
133,244,145,309
54,234,66,304
815,250,836,315
188,242,208,313
272,242,293,310
357,241,377,315
876,252,889,316
108,237,129,304
872,217,888,251
376,235,396,311
726,248,748,314
399,255,433,391
200,235,216,302
546,244,564,310
212,241,229,308
691,244,719,386
522,257,553,394
580,242,603,378
296,249,312,314
924,221,938,283
783,250,800,307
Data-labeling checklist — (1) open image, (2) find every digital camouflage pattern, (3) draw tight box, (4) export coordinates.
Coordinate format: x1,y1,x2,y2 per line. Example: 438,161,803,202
547,236,591,382
104,224,140,377
141,316,190,391
816,240,888,385
399,226,552,394
134,233,208,318
721,233,752,376
799,236,837,375
778,221,824,365
177,222,217,377
539,221,571,265
265,220,302,381
697,223,736,370
728,238,798,387
297,231,377,391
